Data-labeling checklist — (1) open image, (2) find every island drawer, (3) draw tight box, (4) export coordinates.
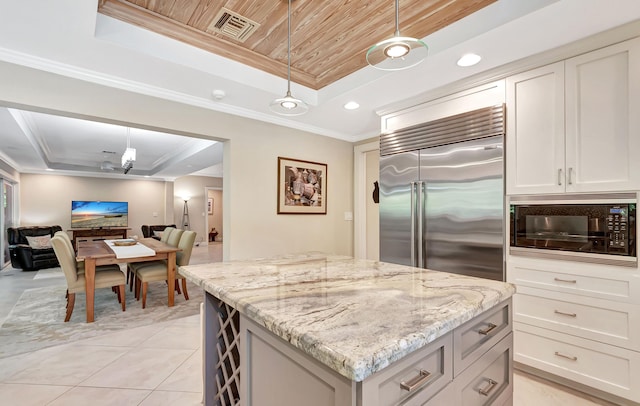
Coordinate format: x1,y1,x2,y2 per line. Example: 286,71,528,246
515,286,640,351
360,333,452,406
514,322,640,402
419,382,454,405
454,333,513,406
454,298,512,376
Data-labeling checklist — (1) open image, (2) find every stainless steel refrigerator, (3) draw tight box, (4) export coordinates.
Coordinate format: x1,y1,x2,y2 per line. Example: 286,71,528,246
379,134,504,281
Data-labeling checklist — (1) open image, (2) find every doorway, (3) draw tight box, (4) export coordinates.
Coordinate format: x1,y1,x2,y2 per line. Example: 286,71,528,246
354,141,379,260
2,179,17,268
205,187,223,244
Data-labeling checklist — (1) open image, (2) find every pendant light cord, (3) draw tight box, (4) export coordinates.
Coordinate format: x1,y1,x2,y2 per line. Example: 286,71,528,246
394,0,400,37
287,0,292,95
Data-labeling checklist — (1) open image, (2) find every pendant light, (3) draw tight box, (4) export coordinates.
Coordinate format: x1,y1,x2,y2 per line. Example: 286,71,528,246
270,0,308,116
366,0,428,71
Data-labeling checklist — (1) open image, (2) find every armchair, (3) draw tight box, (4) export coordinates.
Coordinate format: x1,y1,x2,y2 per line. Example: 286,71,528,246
8,225,63,271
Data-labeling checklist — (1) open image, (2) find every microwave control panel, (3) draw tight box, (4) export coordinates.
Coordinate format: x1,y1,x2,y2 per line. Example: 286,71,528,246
607,206,628,249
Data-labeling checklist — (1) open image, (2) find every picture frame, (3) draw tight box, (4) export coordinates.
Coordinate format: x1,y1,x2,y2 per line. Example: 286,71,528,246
277,157,327,214
207,198,213,215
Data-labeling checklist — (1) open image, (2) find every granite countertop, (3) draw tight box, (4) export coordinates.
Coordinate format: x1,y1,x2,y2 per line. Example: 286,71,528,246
179,253,516,382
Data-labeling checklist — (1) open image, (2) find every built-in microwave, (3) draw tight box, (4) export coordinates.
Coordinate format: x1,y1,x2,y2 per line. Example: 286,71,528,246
509,194,636,264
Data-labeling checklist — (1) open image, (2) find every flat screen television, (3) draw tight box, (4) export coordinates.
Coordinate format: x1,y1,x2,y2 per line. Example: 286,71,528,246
71,200,128,229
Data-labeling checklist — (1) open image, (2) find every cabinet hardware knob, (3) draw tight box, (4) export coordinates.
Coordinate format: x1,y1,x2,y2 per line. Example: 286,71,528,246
478,323,498,336
400,369,432,392
554,351,578,361
554,310,577,317
554,277,577,283
479,378,498,396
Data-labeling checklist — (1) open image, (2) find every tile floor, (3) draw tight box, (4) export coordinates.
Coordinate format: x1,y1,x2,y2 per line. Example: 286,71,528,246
0,242,621,405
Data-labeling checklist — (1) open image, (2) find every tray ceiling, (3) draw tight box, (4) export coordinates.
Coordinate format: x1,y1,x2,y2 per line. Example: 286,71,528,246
97,0,497,90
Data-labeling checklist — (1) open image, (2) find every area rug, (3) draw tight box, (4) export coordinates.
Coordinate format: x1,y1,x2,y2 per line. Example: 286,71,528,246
0,281,202,358
32,267,65,280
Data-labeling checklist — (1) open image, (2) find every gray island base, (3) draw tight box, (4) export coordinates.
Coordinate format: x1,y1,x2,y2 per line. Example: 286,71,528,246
179,253,516,406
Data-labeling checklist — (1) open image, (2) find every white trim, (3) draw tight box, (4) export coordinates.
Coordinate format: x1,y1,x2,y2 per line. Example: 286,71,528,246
353,140,379,259
0,47,364,142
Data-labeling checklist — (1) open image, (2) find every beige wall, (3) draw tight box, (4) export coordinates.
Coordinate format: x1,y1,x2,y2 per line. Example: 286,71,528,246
0,61,354,260
18,174,173,238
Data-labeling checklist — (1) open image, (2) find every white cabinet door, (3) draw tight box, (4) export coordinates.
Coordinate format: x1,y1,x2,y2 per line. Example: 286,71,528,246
565,37,640,192
506,62,565,195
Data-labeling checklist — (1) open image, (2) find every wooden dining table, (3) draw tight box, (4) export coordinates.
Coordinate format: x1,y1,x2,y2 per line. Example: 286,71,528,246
76,238,180,323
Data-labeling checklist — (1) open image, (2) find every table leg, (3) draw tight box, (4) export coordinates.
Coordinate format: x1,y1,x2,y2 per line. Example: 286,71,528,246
85,257,96,323
167,251,176,307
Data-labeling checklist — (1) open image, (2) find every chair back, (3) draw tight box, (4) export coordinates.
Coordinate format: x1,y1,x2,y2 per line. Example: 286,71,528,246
160,227,175,243
51,235,79,285
166,228,184,247
54,231,75,256
176,231,197,266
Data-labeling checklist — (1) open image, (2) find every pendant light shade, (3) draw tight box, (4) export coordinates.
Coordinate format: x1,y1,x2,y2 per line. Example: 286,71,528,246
366,0,428,71
270,0,308,116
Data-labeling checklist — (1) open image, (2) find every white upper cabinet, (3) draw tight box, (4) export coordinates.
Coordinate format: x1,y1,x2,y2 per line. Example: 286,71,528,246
506,62,565,194
507,37,640,195
565,38,640,192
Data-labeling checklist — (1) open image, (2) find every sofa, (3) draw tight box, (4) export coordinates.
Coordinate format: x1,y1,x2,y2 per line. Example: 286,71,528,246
141,224,176,240
8,225,63,271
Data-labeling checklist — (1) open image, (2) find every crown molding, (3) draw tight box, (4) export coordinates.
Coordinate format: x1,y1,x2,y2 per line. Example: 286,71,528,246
0,47,361,142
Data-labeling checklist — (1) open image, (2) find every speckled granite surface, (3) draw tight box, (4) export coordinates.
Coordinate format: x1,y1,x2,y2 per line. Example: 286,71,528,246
179,253,515,382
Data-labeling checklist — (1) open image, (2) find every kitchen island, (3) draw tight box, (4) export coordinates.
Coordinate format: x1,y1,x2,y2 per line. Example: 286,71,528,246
180,253,516,406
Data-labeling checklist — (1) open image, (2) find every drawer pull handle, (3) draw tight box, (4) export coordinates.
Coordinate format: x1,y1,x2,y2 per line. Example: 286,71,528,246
558,168,562,186
554,277,577,283
554,351,578,361
479,379,498,396
400,369,432,392
478,323,497,336
554,310,577,318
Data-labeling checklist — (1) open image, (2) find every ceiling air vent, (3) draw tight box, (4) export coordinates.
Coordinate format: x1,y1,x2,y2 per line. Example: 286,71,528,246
208,8,260,42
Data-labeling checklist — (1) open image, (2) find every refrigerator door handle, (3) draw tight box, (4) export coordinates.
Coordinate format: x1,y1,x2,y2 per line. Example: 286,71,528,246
419,181,426,269
410,181,417,267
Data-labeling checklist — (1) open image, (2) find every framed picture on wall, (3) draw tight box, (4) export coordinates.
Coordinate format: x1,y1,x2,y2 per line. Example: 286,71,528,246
277,157,327,214
207,198,213,215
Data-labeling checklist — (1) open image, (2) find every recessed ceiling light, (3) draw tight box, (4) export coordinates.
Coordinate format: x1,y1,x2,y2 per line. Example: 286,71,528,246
344,101,360,110
45,168,54,172
457,53,481,67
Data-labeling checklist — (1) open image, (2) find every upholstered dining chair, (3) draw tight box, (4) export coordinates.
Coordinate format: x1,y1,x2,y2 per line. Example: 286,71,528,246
127,228,184,292
55,231,115,276
54,230,74,252
165,228,183,247
51,235,126,322
160,227,175,243
130,230,196,309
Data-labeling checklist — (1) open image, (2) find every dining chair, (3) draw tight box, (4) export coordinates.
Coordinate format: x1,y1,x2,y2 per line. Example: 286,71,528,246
126,228,175,289
166,228,184,247
54,231,74,252
128,228,183,291
131,230,196,308
160,227,175,243
54,230,117,275
51,235,127,322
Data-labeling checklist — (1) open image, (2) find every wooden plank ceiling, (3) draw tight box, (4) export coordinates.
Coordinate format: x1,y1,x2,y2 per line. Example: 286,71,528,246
98,0,496,90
